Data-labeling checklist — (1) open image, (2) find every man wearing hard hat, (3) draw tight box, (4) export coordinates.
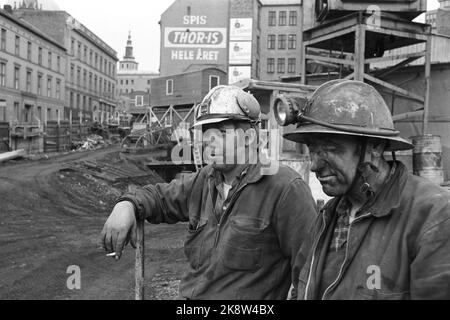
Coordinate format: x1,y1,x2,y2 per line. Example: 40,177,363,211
276,80,450,299
101,85,317,300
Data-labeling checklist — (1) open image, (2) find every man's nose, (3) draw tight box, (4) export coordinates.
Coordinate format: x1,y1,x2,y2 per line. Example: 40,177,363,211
309,152,325,173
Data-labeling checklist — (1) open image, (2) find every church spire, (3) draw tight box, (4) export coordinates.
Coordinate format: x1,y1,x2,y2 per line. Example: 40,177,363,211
124,31,135,60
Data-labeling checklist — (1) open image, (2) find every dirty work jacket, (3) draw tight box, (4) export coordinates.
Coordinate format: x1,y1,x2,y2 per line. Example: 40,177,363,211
295,162,450,300
119,164,317,300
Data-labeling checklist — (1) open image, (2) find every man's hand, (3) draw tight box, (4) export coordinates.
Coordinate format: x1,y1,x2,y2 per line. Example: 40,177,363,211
100,201,137,260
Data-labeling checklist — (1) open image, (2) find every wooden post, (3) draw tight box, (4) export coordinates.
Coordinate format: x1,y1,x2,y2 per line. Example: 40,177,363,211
354,23,366,81
135,217,145,300
423,34,432,135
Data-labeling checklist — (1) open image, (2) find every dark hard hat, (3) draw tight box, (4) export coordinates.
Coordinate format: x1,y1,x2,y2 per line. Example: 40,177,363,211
283,80,413,151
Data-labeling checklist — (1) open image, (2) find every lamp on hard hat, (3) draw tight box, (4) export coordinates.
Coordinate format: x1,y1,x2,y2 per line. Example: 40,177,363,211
274,79,413,152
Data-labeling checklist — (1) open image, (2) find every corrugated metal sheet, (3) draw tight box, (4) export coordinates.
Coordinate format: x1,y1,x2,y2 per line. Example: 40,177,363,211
372,34,450,69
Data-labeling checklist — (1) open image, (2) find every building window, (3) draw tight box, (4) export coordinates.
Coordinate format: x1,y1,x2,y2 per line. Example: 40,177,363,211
256,59,260,78
0,62,6,86
14,102,20,122
268,11,276,26
135,95,144,107
0,100,5,121
15,36,20,56
89,73,92,90
70,92,74,108
57,56,61,72
77,42,81,58
27,42,32,60
209,75,220,90
26,70,32,92
257,35,260,54
94,75,98,91
14,66,20,90
268,35,276,49
48,51,52,69
70,64,74,82
166,79,173,95
37,73,42,95
279,11,287,26
37,106,42,122
71,38,75,55
77,94,80,109
289,11,297,26
267,58,275,73
126,79,128,85
77,67,81,85
84,46,87,61
1,29,6,51
278,35,286,50
288,58,296,73
277,58,285,73
83,70,87,88
38,47,42,65
288,34,297,49
47,77,52,97
56,79,61,99
147,79,151,85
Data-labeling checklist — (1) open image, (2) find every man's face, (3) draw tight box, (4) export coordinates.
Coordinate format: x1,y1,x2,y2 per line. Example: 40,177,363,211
306,134,361,197
202,121,244,173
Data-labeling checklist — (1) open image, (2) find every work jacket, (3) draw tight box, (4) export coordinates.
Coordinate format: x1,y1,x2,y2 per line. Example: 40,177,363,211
119,163,317,300
295,162,450,300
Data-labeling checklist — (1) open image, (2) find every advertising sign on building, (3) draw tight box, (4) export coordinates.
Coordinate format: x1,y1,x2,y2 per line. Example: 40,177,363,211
229,41,252,65
228,66,251,84
230,18,253,41
160,0,230,76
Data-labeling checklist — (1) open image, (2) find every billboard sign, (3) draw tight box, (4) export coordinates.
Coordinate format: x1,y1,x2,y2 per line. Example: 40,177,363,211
229,41,252,65
228,66,251,84
230,18,253,41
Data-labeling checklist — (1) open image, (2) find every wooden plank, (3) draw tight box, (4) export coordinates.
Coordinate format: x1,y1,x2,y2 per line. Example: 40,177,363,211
304,26,356,47
423,35,432,135
374,55,424,79
364,74,425,103
354,24,366,81
0,149,26,163
393,110,424,122
305,54,354,66
366,50,426,64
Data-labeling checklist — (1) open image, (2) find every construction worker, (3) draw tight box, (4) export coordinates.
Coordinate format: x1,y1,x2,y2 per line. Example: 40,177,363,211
280,80,450,300
101,85,317,300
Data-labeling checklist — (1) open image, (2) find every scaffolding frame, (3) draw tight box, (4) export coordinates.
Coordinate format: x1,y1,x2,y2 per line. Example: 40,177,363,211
301,12,432,134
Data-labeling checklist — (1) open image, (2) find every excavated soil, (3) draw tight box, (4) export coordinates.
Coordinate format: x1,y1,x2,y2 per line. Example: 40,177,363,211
0,147,189,300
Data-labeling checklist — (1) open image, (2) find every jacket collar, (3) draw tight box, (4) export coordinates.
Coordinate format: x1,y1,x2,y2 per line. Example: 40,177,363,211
206,163,265,186
322,161,408,220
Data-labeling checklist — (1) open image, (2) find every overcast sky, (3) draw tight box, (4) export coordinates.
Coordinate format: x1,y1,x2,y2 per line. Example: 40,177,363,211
1,0,440,73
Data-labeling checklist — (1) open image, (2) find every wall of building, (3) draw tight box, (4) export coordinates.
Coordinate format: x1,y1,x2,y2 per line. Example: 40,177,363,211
159,0,229,76
0,9,66,127
150,68,226,106
379,64,450,181
15,10,118,124
117,72,159,94
259,3,302,81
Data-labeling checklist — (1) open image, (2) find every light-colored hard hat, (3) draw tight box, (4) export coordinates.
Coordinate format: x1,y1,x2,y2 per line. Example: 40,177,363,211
283,80,413,151
193,85,261,128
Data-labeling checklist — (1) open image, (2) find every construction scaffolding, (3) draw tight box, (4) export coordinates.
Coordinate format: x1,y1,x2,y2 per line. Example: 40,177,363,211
301,11,432,134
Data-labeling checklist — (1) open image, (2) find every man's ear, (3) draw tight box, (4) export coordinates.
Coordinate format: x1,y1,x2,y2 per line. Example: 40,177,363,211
370,139,387,158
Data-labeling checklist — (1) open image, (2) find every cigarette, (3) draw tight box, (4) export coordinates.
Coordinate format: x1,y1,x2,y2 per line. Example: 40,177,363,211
106,252,116,257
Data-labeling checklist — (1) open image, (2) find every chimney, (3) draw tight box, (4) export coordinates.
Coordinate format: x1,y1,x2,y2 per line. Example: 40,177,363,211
3,5,13,14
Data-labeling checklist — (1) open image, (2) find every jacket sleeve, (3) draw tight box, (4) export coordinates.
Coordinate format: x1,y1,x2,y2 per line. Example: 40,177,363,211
272,177,318,298
411,213,450,300
116,171,203,224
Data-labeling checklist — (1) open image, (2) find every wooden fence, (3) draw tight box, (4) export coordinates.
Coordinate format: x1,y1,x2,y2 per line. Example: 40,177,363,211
0,121,9,152
43,121,90,153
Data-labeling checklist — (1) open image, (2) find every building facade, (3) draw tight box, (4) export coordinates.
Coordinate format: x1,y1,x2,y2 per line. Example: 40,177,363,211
14,7,118,123
259,0,302,81
159,0,303,83
0,6,66,127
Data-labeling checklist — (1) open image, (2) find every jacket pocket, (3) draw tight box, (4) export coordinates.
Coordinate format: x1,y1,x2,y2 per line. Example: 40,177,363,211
221,216,267,271
184,221,207,270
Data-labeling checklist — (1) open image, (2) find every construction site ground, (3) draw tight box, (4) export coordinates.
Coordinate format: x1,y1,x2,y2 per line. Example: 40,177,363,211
0,147,189,300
